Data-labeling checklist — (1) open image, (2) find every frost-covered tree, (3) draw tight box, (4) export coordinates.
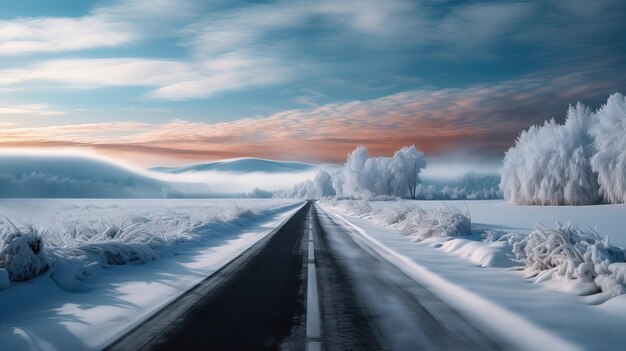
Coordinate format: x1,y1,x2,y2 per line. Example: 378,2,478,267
342,146,372,198
500,102,599,205
392,146,427,199
284,145,428,199
591,93,626,203
293,179,317,198
330,169,345,197
314,170,335,197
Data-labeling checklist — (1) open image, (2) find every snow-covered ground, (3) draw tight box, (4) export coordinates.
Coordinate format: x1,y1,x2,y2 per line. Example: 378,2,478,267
0,198,304,351
319,199,626,351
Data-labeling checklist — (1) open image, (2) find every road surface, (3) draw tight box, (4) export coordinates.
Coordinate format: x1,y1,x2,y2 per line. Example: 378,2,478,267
107,201,503,351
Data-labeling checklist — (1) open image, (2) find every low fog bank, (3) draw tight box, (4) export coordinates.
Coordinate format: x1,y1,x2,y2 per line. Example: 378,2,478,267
0,151,499,199
0,152,327,198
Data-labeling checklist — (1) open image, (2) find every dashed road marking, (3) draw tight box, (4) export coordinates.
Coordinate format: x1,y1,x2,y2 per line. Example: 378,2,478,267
306,206,321,351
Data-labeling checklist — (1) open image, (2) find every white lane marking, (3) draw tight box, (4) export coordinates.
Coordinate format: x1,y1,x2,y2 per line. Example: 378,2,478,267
308,241,315,261
308,341,322,351
306,208,322,351
306,262,321,338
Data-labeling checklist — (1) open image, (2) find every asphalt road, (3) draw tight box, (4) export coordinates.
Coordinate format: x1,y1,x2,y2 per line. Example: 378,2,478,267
107,201,503,351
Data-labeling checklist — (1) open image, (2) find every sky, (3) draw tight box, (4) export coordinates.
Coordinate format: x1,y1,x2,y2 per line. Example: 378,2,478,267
0,0,625,167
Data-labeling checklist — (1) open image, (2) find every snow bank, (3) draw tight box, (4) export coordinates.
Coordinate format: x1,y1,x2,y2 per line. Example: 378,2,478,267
323,199,626,298
321,199,518,268
440,236,518,268
0,199,302,290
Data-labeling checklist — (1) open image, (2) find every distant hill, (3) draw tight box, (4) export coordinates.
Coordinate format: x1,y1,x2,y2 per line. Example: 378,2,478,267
150,157,333,174
0,154,207,198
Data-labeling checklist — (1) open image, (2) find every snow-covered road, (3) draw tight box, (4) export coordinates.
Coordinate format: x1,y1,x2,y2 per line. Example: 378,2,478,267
114,201,507,350
312,203,503,350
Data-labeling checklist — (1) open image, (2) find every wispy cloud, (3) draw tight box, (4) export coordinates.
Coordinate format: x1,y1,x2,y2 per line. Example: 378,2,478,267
0,0,198,55
0,103,65,116
1,0,623,101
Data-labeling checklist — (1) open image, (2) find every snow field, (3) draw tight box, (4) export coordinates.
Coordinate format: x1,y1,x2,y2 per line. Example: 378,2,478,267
319,201,626,350
0,199,304,350
320,199,626,297
0,199,302,290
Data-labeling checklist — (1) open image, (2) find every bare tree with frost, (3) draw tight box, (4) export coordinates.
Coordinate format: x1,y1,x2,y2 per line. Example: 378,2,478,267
392,146,427,199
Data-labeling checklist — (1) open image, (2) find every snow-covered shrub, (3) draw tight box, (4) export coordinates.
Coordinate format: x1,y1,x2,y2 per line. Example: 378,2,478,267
500,102,599,205
320,200,471,241
590,93,626,203
0,224,50,282
399,206,471,240
75,242,158,266
514,222,626,296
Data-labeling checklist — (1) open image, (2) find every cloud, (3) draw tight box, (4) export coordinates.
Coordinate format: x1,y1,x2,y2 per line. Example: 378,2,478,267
0,103,65,116
0,17,135,55
1,66,621,165
0,0,421,99
0,0,199,55
2,0,623,101
0,57,289,100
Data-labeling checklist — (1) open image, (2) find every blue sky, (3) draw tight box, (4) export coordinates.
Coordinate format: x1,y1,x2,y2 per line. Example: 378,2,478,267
0,0,625,165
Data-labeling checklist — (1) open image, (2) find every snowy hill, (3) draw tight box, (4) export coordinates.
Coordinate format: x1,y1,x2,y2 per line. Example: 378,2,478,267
0,153,201,198
149,158,341,193
150,157,328,174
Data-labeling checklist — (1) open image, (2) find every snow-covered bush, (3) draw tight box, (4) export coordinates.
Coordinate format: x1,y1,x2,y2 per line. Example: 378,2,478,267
500,102,599,205
399,206,471,240
590,93,626,204
513,222,626,296
320,200,471,240
0,224,50,282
